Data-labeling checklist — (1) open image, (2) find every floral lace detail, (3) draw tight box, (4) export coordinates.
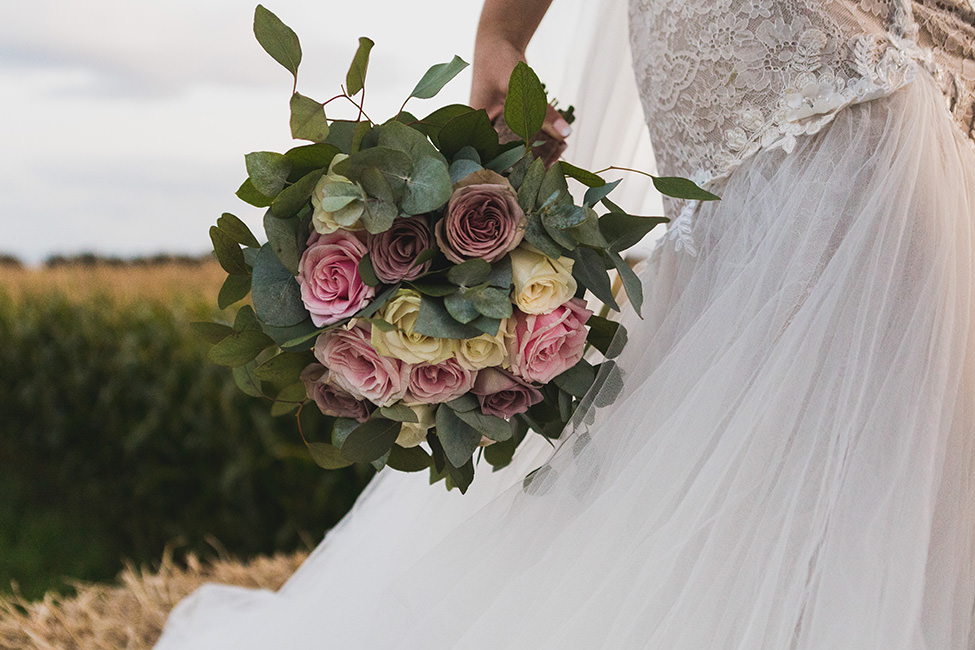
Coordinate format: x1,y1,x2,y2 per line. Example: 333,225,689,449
629,0,975,254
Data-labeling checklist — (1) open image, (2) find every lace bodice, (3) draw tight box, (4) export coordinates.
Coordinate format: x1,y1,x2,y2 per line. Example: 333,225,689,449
629,0,975,251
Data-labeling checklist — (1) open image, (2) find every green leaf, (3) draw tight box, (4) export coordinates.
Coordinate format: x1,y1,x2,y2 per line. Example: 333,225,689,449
251,243,307,327
542,202,588,230
272,169,323,220
408,281,455,297
470,315,502,337
340,417,400,463
345,37,374,96
569,247,619,311
401,156,452,215
538,162,570,209
552,359,597,397
354,283,400,320
263,210,302,275
485,144,526,173
232,361,265,398
331,417,360,448
284,143,340,175
306,442,354,470
274,319,324,349
237,178,273,208
444,291,480,324
358,253,380,287
254,351,313,385
609,251,644,316
504,62,547,142
453,409,513,442
560,161,605,188
271,383,305,416
414,296,481,339
207,329,273,367
409,55,468,100
486,255,512,289
586,315,625,358
190,321,234,344
438,109,499,160
652,176,720,201
386,445,431,472
444,457,475,494
449,158,483,185
217,213,260,248
245,151,293,198
325,121,356,152
517,157,546,213
599,212,669,253
435,405,482,468
568,206,609,248
379,403,419,423
289,93,329,142
209,226,248,275
583,179,621,207
445,394,479,412
218,274,252,309
447,258,491,287
253,5,301,78
413,104,475,146
471,286,513,319
523,213,564,259
360,197,398,234
335,146,411,198
233,304,263,332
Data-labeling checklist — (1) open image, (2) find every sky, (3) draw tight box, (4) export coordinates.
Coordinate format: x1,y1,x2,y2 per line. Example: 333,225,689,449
1,0,659,266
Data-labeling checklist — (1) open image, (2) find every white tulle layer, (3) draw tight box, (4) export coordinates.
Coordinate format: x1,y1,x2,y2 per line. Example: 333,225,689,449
156,71,975,650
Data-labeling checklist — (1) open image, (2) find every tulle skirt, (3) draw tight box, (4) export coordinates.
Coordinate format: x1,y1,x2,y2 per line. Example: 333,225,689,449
156,70,975,649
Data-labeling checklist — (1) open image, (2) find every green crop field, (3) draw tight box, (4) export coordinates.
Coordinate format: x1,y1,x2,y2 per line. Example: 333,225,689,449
0,260,371,600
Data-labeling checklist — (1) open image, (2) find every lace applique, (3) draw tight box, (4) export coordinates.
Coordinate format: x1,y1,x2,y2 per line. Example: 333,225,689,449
629,0,975,255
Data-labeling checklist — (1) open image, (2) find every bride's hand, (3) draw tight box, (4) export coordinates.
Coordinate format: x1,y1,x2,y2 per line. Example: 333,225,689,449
471,0,570,163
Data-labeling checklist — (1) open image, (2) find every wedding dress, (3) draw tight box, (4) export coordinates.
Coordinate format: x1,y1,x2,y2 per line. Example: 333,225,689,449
155,0,975,647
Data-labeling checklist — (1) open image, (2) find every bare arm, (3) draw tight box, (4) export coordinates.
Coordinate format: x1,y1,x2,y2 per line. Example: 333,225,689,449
471,0,572,146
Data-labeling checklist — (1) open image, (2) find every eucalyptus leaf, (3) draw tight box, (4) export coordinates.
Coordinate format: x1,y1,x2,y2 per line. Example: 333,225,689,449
447,258,491,286
354,283,400,320
306,442,354,470
438,109,499,160
210,226,248,275
449,158,484,184
523,213,564,259
409,55,468,100
269,319,323,349
485,144,527,173
444,291,480,324
445,394,478,412
553,359,597,397
208,329,273,367
361,197,398,234
289,93,329,142
599,212,669,252
414,296,481,339
570,247,619,311
408,281,455,297
245,151,293,198
340,417,400,463
232,361,265,398
346,37,374,95
254,351,313,385
444,456,475,494
586,315,625,358
454,409,513,442
610,251,644,316
401,155,452,215
471,286,513,319
435,405,482,468
538,163,570,210
218,274,252,309
486,255,513,289
271,383,305,416
517,157,546,212
217,213,260,248
190,321,234,344
454,146,481,163
413,104,473,145
652,176,720,201
583,179,621,207
386,445,431,472
335,147,411,197
233,304,263,332
375,117,443,163
263,210,302,275
358,254,380,287
284,143,340,175
568,206,609,248
379,403,419,423
560,161,605,188
272,169,323,220
253,5,301,78
236,178,273,208
469,315,502,336
504,62,547,142
331,417,360,448
251,243,307,327
325,121,356,152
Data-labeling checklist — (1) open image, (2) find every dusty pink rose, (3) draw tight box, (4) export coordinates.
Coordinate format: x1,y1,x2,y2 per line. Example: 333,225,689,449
471,367,543,419
507,297,593,384
300,363,372,422
435,182,525,263
314,324,409,407
404,357,476,405
367,217,432,283
297,230,375,327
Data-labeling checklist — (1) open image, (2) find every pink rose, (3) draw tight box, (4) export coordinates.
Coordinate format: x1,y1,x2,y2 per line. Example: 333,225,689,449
404,357,476,405
314,324,409,407
300,363,372,422
435,181,525,263
297,230,375,327
507,298,593,384
367,217,432,283
471,367,543,419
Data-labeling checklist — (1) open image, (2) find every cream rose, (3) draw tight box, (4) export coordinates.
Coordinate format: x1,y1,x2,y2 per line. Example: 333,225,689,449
456,328,509,370
509,246,577,314
311,154,366,234
371,289,457,364
395,403,435,448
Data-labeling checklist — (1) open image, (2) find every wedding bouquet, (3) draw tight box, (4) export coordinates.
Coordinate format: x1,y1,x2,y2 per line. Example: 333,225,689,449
197,6,716,492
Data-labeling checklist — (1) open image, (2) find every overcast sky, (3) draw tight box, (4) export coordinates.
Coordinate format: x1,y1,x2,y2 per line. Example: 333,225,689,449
1,1,658,265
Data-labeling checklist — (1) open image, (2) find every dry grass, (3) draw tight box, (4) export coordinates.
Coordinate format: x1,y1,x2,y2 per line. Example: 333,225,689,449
0,549,306,650
0,261,226,305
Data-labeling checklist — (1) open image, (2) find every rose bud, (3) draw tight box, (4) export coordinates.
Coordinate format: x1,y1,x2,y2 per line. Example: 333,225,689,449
300,363,372,422
471,367,543,419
